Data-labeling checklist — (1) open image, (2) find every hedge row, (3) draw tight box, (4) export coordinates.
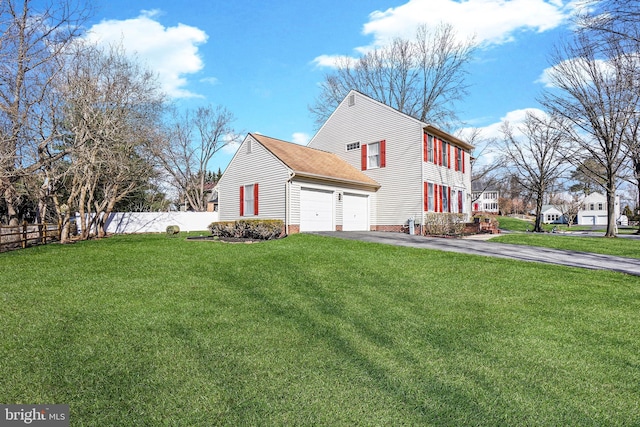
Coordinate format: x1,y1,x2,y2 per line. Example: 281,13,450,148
208,219,284,240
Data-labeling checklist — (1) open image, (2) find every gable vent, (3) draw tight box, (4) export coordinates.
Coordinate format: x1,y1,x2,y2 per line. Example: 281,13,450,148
348,94,355,107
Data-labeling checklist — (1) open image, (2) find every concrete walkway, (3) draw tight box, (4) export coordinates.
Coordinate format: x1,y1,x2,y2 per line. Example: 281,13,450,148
313,231,640,276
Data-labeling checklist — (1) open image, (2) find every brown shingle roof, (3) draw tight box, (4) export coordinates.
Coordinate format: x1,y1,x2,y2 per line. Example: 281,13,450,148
251,133,379,188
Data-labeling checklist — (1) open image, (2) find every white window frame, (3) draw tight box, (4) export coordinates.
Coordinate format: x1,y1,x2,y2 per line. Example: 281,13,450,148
367,141,380,169
346,142,360,151
244,184,255,216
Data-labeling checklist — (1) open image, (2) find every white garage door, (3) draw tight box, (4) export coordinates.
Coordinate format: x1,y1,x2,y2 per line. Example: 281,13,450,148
343,193,369,231
597,215,607,225
582,215,595,225
300,188,334,231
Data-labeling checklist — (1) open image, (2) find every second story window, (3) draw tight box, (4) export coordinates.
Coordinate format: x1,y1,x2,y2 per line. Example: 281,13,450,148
361,140,386,171
368,142,380,168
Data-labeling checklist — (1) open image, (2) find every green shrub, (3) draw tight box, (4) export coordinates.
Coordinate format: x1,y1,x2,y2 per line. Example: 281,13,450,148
208,219,284,240
166,225,180,236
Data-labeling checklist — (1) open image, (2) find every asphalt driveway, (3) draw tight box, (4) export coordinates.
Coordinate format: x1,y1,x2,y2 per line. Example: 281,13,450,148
313,231,640,276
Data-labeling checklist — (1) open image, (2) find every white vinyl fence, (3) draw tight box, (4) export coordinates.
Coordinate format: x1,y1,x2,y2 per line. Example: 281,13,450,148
77,212,220,234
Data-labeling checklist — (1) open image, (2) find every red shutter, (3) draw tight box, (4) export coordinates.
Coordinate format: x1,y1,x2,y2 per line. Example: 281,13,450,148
361,144,367,171
434,184,439,212
239,186,244,216
380,140,386,168
423,182,428,211
423,133,427,162
454,148,459,171
448,144,452,169
448,187,451,212
458,191,463,213
254,183,259,216
438,139,443,166
462,151,465,173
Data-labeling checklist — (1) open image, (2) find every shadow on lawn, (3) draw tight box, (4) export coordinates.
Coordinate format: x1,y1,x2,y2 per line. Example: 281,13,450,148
224,267,504,425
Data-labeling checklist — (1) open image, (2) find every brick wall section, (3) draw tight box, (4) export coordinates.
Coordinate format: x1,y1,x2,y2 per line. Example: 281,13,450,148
463,220,500,234
288,224,300,234
373,224,424,234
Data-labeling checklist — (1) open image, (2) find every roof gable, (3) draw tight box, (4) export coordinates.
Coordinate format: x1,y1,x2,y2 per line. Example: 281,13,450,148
313,90,473,151
251,133,379,188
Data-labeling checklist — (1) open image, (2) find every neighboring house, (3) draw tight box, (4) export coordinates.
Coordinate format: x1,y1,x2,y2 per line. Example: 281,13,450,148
576,192,620,226
205,182,218,212
540,205,566,224
218,90,473,233
471,187,499,214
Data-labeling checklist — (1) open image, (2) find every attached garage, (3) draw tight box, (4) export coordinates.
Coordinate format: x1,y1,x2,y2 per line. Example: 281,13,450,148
342,193,369,231
300,188,334,232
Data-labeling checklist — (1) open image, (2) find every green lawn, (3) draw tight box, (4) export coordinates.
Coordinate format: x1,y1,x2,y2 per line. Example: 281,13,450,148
494,216,640,258
492,233,640,259
495,215,536,232
1,234,639,425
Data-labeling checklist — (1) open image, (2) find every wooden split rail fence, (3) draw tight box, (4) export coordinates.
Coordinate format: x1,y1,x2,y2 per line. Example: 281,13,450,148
0,221,61,252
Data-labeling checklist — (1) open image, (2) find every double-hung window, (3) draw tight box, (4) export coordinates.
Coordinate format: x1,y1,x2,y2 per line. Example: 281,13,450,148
361,140,386,170
368,142,380,169
442,185,449,212
442,142,448,168
240,183,259,216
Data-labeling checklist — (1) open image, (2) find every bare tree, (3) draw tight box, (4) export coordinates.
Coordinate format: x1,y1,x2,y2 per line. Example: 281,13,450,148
458,127,502,203
51,42,165,241
540,31,640,237
154,106,237,212
500,112,569,232
549,190,584,227
0,0,90,225
309,23,475,131
577,0,640,44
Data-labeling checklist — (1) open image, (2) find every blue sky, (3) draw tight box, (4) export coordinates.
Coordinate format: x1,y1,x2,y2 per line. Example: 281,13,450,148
85,0,583,172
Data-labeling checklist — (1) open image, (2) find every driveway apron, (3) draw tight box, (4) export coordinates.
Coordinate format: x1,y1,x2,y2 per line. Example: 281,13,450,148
313,231,640,276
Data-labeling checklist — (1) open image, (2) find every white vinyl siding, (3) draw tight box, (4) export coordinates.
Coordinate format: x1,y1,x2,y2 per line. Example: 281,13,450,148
309,92,424,227
218,135,289,222
422,150,471,215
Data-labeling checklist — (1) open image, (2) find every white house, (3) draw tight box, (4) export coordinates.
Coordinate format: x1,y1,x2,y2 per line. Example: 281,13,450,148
540,205,565,224
218,90,473,233
217,133,379,234
576,192,620,226
471,189,499,214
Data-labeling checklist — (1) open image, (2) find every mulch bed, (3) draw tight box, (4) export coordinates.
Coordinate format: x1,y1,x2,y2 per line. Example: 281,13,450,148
186,235,266,244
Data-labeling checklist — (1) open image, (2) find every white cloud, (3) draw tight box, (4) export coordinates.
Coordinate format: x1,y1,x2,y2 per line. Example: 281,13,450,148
315,0,579,68
85,10,208,98
460,108,546,140
312,54,355,68
222,133,241,154
536,58,614,88
200,77,219,86
291,132,310,145
363,0,577,48
457,107,546,166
